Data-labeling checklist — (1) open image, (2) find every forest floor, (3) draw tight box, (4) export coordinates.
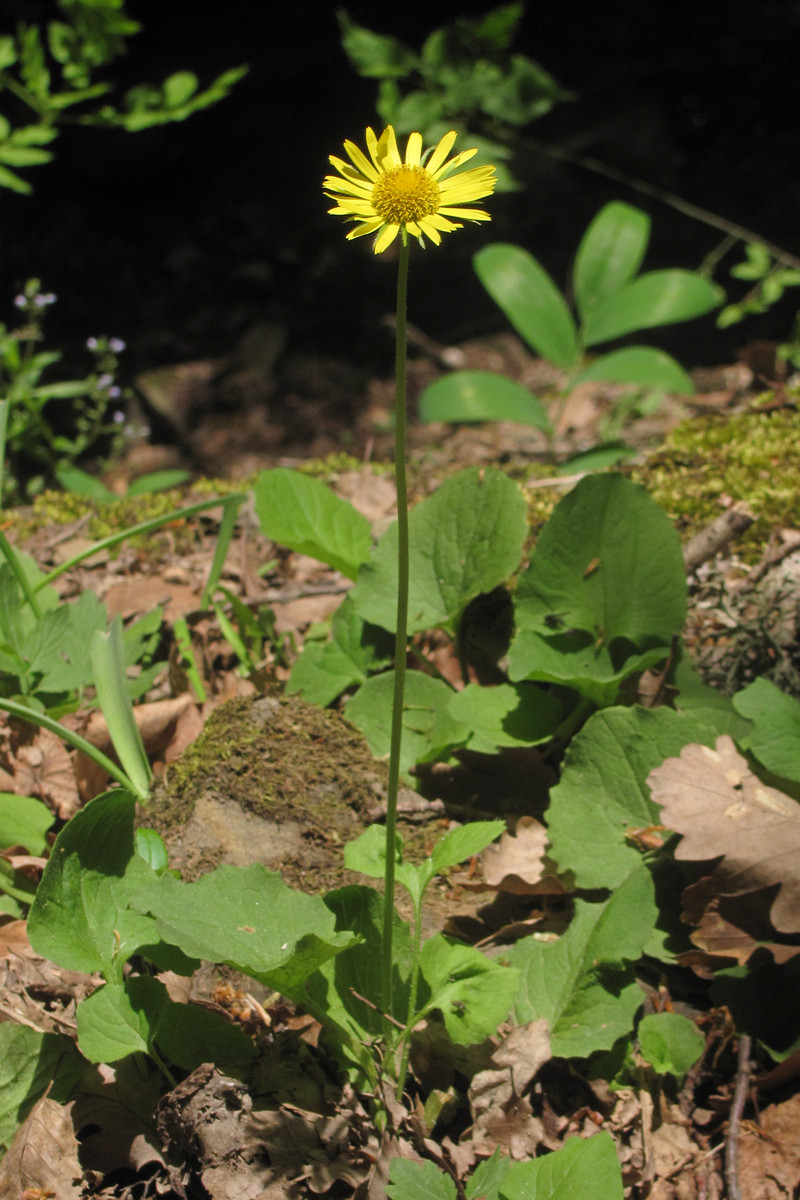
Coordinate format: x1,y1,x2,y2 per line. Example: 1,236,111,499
1,326,799,1200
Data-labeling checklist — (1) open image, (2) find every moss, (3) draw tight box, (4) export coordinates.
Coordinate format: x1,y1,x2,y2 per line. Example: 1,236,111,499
633,400,800,561
141,692,389,892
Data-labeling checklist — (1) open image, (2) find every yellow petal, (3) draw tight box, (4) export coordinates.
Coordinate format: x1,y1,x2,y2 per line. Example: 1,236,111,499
346,217,386,240
375,126,402,171
342,140,380,182
425,130,458,176
374,222,400,253
405,131,423,168
438,206,491,221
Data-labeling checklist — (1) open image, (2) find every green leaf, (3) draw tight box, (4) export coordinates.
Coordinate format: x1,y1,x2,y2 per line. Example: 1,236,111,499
388,1158,457,1200
131,863,361,997
510,863,655,1057
77,978,155,1062
479,54,573,126
288,596,393,707
34,588,108,693
346,671,469,773
0,1024,81,1154
0,164,33,194
56,463,116,501
351,466,527,635
556,441,638,473
254,468,371,580
77,974,254,1068
573,202,651,320
509,474,686,704
163,70,198,108
467,1150,511,1200
0,792,53,854
546,707,722,889
474,244,580,368
572,346,694,393
733,677,800,783
306,886,414,1075
337,10,417,78
125,469,191,496
27,789,163,982
418,369,552,431
474,4,525,51
91,618,152,799
419,935,519,1044
135,827,169,874
499,1131,623,1200
582,270,723,346
638,1012,705,1078
448,681,564,752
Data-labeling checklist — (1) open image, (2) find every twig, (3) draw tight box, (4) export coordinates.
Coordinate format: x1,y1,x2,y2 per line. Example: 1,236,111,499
524,135,800,273
240,580,352,605
725,1033,752,1200
683,504,754,571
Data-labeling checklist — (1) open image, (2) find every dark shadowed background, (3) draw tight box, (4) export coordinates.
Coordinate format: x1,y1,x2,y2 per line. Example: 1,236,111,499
2,0,799,380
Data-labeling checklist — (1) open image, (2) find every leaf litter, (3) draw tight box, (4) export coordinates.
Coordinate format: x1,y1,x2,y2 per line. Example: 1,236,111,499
2,340,800,1197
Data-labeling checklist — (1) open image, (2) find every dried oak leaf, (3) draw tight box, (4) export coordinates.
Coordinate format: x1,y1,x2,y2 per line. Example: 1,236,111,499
481,817,565,895
649,735,800,934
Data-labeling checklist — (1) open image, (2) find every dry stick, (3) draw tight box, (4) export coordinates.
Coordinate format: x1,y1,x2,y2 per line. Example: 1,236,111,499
683,504,755,571
725,1033,752,1200
524,136,800,273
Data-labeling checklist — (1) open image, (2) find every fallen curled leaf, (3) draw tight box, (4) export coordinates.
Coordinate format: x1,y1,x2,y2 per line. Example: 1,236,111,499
0,1097,82,1200
73,693,196,800
649,735,800,934
13,728,79,819
481,816,564,895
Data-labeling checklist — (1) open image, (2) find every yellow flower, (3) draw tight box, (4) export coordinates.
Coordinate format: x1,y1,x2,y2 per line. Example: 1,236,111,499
324,126,496,254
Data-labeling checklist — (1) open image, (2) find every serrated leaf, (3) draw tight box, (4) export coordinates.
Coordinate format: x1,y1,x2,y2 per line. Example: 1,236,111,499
76,974,254,1068
474,244,580,368
345,671,469,773
254,468,371,580
573,202,651,320
131,863,361,996
337,11,417,78
546,707,721,889
388,1158,457,1200
420,935,519,1044
288,596,393,707
499,1131,623,1200
638,1011,705,1077
733,676,800,783
306,886,414,1071
508,474,686,704
418,369,552,431
350,466,527,635
27,790,162,982
582,270,722,346
509,864,655,1057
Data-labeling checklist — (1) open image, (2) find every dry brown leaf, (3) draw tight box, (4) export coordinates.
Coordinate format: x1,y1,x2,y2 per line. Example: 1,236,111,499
0,1097,82,1200
13,728,79,818
74,693,196,799
481,817,561,894
468,1020,551,1159
649,736,800,934
104,575,200,623
737,1092,800,1199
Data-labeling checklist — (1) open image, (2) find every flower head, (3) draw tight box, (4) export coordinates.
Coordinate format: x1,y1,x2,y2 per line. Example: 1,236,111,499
324,126,496,254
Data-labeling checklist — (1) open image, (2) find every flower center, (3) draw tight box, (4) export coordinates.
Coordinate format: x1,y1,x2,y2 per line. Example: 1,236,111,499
372,165,440,225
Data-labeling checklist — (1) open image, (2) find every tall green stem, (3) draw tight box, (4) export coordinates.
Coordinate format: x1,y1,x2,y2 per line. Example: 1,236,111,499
381,236,410,1025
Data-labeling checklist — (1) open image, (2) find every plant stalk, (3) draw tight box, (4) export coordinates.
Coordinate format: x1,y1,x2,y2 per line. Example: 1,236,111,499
381,236,410,1026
